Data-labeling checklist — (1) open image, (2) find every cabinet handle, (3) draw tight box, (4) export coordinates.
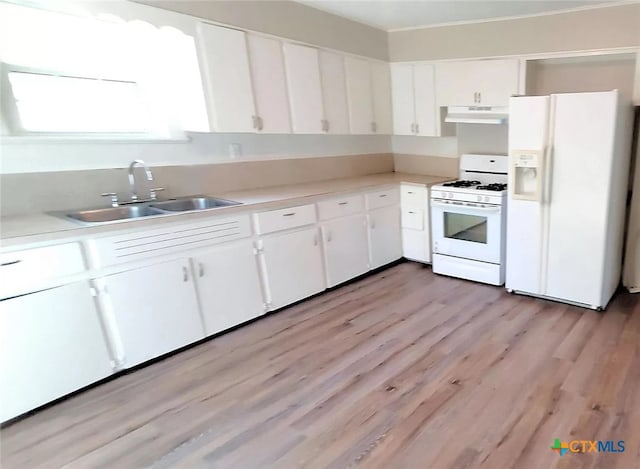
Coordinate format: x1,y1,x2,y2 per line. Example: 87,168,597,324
198,263,204,278
371,122,377,133
282,212,296,217
326,230,332,242
0,260,21,267
257,116,264,131
252,115,259,129
338,201,349,205
182,266,189,282
415,123,420,134
378,194,387,198
478,92,481,103
313,233,318,246
371,219,376,229
410,123,415,133
408,211,416,214
407,191,414,194
325,120,330,132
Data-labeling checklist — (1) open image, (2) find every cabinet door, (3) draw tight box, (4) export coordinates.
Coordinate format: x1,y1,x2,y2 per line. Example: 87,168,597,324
369,206,402,269
197,23,256,133
0,282,112,422
283,43,324,134
247,34,292,133
103,259,204,368
371,61,393,134
319,51,350,134
402,228,431,263
436,59,519,107
413,64,437,136
391,63,415,136
260,227,325,309
345,56,374,134
322,215,370,287
193,241,265,336
475,59,520,106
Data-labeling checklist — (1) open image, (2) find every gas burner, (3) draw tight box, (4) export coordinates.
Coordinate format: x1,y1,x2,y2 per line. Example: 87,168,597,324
442,180,482,188
476,183,508,191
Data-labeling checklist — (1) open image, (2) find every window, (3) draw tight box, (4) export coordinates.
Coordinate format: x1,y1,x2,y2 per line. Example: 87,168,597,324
5,70,153,134
0,2,209,138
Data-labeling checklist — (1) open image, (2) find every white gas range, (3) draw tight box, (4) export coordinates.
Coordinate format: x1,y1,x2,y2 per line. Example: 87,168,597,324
430,154,508,286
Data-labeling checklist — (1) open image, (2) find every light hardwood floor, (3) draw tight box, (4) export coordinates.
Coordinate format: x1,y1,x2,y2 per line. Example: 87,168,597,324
2,262,639,468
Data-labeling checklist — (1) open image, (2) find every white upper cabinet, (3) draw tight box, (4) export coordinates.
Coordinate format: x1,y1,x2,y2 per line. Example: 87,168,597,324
413,64,437,136
435,59,520,107
196,23,256,133
371,61,393,134
391,63,437,136
247,34,292,133
319,51,350,134
391,64,415,136
283,43,325,134
345,56,374,134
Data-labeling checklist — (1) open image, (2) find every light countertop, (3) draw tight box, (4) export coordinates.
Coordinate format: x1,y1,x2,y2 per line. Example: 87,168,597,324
1,172,451,249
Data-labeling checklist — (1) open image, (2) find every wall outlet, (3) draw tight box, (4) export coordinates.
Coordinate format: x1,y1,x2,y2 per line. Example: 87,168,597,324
229,143,242,159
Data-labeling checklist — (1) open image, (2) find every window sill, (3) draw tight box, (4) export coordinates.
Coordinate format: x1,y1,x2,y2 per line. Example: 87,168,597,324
0,135,192,144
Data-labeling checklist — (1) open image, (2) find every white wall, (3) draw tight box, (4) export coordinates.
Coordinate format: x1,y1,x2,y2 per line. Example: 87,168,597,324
0,133,391,174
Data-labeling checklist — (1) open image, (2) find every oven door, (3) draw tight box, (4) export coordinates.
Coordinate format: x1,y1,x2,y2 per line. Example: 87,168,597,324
431,199,503,264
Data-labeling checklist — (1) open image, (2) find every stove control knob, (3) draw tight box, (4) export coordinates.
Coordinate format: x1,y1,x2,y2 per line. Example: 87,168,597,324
477,195,482,202
484,196,489,202
441,192,446,198
449,193,454,199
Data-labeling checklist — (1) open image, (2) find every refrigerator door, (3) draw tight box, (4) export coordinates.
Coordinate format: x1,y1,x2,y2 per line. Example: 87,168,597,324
506,96,549,294
544,91,618,307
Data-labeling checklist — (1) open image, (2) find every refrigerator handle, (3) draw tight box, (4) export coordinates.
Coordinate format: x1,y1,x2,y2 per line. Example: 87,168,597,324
544,145,553,204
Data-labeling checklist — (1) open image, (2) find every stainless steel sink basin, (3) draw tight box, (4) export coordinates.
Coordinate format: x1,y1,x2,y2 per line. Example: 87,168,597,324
149,197,241,212
67,205,165,223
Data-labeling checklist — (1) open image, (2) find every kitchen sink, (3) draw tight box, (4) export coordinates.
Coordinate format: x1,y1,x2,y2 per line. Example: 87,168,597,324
67,205,166,223
149,197,241,212
63,196,242,224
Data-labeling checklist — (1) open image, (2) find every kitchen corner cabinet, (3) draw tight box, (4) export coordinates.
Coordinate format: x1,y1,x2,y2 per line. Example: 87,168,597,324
283,43,325,134
247,34,292,133
196,23,256,133
191,241,265,336
391,63,437,136
99,259,205,369
321,215,370,287
0,282,113,422
435,59,520,107
368,206,402,268
258,227,325,310
319,51,350,134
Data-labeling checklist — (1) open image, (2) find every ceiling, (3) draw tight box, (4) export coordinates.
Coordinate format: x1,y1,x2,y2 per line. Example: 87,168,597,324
296,0,620,31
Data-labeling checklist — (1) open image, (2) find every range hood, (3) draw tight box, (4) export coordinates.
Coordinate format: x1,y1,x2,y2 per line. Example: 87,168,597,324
444,106,508,125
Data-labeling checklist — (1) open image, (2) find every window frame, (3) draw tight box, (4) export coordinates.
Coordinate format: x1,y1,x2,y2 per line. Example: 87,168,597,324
0,62,186,141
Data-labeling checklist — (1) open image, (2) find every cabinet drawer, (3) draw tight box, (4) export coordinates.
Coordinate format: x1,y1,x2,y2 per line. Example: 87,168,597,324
401,184,427,209
317,194,364,220
254,204,317,234
366,187,399,210
0,243,85,299
401,208,424,230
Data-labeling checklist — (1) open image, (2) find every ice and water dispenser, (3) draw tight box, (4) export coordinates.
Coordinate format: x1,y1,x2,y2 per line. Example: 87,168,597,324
510,149,543,201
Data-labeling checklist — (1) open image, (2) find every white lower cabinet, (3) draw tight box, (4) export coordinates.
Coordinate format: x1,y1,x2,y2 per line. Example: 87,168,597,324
368,206,402,269
191,241,265,335
400,184,432,263
0,281,113,422
321,215,370,287
258,227,325,309
100,259,205,369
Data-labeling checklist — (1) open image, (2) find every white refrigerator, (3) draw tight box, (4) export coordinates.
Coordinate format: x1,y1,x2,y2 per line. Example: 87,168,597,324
506,90,632,310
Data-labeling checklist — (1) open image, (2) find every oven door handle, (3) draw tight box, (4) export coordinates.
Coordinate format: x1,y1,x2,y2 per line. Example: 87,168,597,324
431,201,501,212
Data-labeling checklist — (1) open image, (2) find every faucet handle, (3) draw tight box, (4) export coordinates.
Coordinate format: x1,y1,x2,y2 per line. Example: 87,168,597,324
101,192,119,207
149,187,165,201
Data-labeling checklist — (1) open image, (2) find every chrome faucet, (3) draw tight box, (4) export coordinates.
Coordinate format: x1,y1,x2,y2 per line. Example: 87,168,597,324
128,160,154,202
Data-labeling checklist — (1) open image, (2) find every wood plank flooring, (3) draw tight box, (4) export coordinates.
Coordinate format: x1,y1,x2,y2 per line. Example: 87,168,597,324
2,262,640,468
